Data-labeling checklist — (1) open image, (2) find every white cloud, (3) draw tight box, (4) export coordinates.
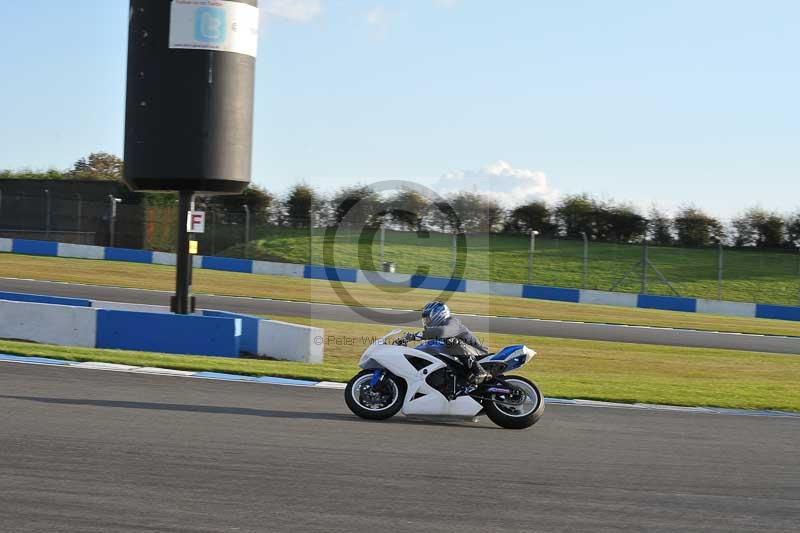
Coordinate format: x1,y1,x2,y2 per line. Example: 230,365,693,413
261,0,323,23
365,6,387,26
432,160,559,206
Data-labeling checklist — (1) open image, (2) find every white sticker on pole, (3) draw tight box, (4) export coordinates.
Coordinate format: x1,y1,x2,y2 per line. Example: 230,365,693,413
187,211,206,233
169,0,259,58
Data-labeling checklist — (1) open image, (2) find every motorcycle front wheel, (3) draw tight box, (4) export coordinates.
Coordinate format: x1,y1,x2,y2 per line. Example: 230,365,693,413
345,370,406,420
484,375,544,429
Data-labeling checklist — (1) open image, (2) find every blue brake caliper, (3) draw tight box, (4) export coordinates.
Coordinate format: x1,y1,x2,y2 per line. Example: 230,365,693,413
369,369,384,388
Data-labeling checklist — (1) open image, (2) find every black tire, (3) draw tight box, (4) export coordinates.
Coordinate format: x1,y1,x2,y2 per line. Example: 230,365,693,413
345,370,406,421
484,375,544,430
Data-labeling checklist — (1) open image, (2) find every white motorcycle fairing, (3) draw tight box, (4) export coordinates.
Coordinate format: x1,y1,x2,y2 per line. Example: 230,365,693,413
358,331,483,417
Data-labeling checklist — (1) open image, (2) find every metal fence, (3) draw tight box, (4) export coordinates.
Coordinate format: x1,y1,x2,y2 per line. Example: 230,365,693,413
1,193,799,306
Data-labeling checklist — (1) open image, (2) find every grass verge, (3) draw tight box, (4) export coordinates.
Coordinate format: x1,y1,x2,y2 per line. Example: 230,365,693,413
2,253,799,337
2,313,799,412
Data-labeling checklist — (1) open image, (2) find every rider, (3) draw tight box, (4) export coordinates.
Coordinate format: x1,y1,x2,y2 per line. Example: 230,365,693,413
407,301,491,385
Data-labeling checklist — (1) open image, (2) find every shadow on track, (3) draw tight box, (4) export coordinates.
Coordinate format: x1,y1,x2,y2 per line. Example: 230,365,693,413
0,395,496,428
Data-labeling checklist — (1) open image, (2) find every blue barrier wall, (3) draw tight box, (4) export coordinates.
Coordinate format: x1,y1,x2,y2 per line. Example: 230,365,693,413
202,310,261,354
202,256,254,274
12,239,58,257
637,295,698,313
96,310,241,357
522,285,580,303
410,275,466,293
304,265,358,283
0,291,91,307
755,304,800,322
104,247,154,264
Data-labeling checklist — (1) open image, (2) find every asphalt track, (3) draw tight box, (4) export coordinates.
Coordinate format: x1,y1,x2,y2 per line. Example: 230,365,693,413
1,277,799,354
1,363,798,532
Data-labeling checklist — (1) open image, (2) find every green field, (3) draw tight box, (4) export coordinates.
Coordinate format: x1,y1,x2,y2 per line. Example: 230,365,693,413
2,314,799,412
216,226,800,306
2,253,799,337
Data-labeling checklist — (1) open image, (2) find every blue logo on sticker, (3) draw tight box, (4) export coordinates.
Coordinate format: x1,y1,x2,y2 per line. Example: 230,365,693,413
195,7,227,44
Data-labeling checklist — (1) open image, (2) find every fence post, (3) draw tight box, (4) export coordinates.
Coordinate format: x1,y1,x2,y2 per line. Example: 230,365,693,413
451,231,457,273
527,230,539,284
717,241,723,301
580,231,588,289
44,189,51,239
108,195,120,247
243,204,250,259
379,224,385,266
641,239,648,294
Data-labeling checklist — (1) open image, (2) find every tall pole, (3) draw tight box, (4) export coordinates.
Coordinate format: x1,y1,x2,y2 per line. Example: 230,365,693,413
580,231,588,289
44,189,51,239
641,238,648,294
717,241,723,301
528,230,539,284
173,190,194,314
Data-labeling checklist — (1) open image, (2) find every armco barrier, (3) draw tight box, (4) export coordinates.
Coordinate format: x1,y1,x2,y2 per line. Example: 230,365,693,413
756,304,800,322
523,285,580,303
304,265,358,283
0,300,97,347
3,237,800,323
638,294,697,313
96,310,241,357
258,320,323,364
12,239,58,256
105,247,153,264
202,256,253,273
411,275,466,292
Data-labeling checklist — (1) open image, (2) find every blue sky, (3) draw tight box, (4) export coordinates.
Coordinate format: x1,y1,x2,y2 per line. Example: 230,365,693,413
1,0,798,218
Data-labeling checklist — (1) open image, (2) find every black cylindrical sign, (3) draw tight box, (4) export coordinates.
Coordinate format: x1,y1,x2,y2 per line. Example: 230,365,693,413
124,0,259,193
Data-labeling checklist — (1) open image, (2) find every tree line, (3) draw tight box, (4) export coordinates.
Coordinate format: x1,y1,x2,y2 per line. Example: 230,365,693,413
3,152,800,249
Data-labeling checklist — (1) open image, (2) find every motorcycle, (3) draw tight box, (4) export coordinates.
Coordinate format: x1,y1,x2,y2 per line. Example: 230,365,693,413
344,330,544,429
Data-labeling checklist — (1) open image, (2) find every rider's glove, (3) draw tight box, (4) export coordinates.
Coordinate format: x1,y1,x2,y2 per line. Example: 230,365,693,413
404,331,422,341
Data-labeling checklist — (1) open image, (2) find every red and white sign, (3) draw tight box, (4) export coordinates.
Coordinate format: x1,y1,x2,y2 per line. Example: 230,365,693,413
187,211,206,233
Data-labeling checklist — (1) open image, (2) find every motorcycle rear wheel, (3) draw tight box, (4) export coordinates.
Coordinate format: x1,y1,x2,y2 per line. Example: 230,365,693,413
484,375,544,429
345,370,406,421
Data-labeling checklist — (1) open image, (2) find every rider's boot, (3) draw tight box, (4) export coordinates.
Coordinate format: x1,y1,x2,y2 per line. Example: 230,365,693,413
467,357,491,385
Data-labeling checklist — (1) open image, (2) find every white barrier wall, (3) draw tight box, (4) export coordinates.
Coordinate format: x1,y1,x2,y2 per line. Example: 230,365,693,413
152,252,177,266
92,301,172,313
579,290,639,308
57,243,106,260
0,238,12,253
253,261,305,277
0,300,97,348
696,299,757,318
258,320,324,364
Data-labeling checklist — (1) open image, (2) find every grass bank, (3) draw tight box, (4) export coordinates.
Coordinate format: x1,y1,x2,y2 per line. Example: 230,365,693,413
2,314,799,412
219,227,800,306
